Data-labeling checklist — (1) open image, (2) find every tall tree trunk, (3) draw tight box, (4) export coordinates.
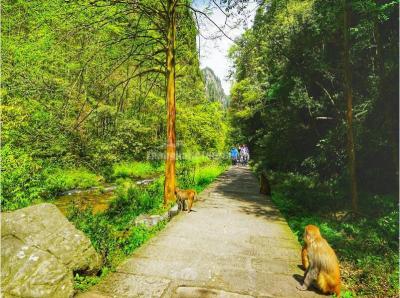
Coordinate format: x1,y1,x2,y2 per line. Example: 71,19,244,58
343,0,358,213
164,0,177,204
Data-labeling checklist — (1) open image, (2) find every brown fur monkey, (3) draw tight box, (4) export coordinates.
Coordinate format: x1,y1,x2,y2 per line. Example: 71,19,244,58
174,187,196,212
298,225,341,297
259,172,271,196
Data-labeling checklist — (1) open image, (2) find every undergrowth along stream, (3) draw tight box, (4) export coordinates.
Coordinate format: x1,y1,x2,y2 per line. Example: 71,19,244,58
68,157,229,292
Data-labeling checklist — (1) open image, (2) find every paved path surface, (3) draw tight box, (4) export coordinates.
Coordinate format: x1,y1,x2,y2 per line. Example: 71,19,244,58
78,167,324,298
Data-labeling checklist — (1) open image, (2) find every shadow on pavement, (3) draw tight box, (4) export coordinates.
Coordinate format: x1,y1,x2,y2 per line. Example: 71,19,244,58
211,167,285,222
292,274,328,296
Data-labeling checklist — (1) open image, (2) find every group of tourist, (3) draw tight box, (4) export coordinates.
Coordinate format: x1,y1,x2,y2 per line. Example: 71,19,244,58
230,144,250,166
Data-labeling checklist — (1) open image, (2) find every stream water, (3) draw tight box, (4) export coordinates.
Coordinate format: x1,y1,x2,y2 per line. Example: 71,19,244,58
54,187,116,215
54,178,156,215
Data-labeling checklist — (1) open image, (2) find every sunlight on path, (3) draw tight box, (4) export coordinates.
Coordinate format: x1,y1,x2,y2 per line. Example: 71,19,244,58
78,166,324,298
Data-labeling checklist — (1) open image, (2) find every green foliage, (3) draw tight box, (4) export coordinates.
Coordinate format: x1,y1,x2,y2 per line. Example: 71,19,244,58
194,164,227,190
229,0,398,194
269,172,399,297
230,2,398,294
120,223,166,255
67,159,225,292
190,155,211,166
1,145,45,211
176,157,228,191
2,0,229,210
68,207,119,268
67,187,165,273
107,182,164,226
177,102,229,153
340,291,355,298
69,200,166,291
112,162,162,179
74,273,102,292
45,168,102,194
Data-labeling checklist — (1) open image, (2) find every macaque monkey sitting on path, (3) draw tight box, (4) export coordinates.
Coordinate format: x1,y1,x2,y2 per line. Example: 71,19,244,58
259,172,271,196
298,225,341,297
174,187,196,212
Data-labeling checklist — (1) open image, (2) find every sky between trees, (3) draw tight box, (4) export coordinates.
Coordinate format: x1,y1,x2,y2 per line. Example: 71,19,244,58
194,0,258,94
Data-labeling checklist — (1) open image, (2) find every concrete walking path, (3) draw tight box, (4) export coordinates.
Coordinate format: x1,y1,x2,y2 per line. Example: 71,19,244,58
78,166,325,298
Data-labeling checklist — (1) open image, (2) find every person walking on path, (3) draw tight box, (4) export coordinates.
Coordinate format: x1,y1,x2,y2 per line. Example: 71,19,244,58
242,144,250,165
238,144,243,165
230,146,239,166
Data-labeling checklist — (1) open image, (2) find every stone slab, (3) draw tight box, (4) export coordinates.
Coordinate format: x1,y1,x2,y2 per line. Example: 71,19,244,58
93,272,170,298
173,286,254,298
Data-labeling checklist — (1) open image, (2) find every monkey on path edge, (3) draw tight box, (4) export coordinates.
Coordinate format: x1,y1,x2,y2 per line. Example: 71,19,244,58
174,187,196,212
298,225,341,297
259,172,271,196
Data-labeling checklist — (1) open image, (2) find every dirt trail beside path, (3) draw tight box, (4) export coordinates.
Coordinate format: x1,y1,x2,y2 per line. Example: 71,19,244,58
78,166,325,298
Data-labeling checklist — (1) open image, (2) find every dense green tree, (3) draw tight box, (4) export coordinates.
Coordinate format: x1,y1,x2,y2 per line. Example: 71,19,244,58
1,0,229,207
229,0,398,200
229,2,398,295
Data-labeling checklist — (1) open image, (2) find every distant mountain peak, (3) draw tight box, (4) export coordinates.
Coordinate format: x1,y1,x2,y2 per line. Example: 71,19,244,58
201,67,229,108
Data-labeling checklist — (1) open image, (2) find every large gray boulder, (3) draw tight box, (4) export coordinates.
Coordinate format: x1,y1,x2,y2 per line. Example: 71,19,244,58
1,203,102,297
1,235,74,298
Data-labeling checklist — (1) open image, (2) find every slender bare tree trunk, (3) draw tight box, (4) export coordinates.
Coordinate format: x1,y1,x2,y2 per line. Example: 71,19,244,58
164,0,177,204
343,0,358,213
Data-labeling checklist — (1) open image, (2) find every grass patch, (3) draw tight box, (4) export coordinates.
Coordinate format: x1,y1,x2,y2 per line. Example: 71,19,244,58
194,164,227,191
112,161,163,179
190,155,211,166
268,171,399,297
176,158,228,192
45,168,103,194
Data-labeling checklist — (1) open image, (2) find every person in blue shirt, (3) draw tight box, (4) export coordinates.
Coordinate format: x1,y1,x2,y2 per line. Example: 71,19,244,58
230,146,239,166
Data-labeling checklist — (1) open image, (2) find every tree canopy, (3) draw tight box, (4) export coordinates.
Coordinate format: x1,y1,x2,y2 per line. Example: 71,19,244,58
2,0,229,208
229,0,398,198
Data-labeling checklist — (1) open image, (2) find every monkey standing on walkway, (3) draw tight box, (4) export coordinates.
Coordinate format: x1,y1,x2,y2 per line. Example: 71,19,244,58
174,187,196,212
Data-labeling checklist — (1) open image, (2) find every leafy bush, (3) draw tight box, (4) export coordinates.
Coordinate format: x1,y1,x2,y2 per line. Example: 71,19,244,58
119,223,166,255
190,155,211,166
74,273,102,292
1,146,103,211
68,203,166,291
176,156,228,190
68,207,119,267
269,171,399,297
107,183,163,226
1,145,45,211
176,160,196,188
194,164,227,190
112,162,161,179
44,168,102,194
271,172,336,212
